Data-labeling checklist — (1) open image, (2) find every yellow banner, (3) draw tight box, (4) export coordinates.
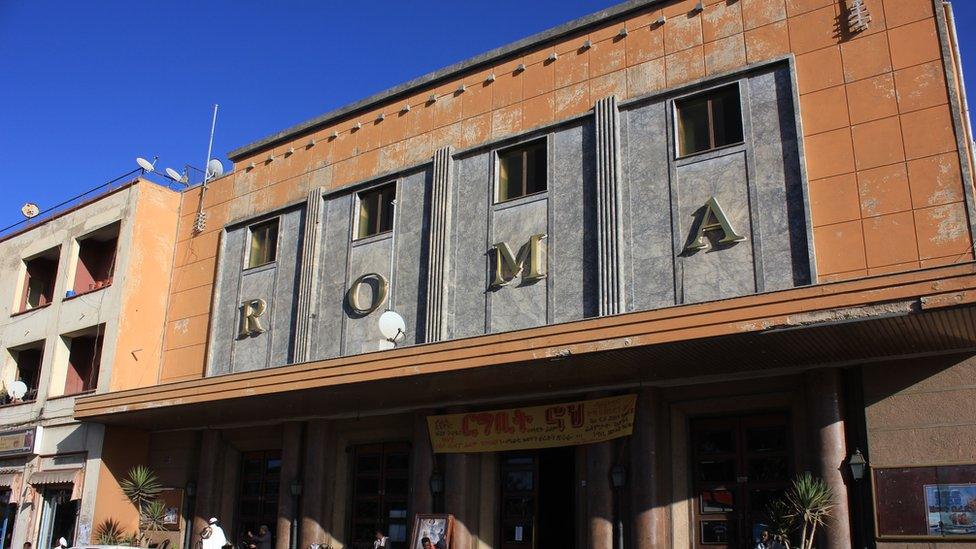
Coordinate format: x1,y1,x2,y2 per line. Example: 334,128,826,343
0,433,26,453
427,394,637,453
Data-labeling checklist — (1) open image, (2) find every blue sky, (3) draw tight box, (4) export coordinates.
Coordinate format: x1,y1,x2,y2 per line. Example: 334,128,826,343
0,1,974,230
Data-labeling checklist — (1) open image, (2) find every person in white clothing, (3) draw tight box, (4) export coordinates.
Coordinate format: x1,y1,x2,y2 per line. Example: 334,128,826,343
201,517,228,549
373,530,389,549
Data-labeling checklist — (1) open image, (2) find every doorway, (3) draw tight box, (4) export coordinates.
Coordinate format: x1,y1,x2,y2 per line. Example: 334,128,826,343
349,442,410,549
690,413,792,548
237,451,281,545
499,446,575,549
37,487,77,549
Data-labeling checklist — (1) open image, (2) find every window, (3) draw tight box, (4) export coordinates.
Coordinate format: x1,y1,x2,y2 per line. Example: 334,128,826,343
7,343,42,404
247,219,279,269
356,183,395,239
497,140,547,202
20,248,59,312
63,329,103,395
676,84,743,157
236,451,281,543
73,223,119,294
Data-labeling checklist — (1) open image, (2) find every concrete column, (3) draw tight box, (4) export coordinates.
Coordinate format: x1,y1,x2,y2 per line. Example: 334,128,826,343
276,423,303,549
193,430,223,546
410,412,434,516
631,387,665,549
300,420,330,549
445,451,473,549
805,369,853,549
586,441,613,549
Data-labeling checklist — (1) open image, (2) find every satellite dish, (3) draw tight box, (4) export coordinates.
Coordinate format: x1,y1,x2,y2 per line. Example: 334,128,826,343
206,158,224,179
378,310,406,341
9,381,27,400
21,203,39,219
136,157,156,173
164,167,186,184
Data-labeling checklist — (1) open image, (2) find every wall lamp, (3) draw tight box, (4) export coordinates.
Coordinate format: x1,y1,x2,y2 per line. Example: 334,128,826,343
610,464,626,489
290,480,303,497
848,449,867,481
429,471,444,495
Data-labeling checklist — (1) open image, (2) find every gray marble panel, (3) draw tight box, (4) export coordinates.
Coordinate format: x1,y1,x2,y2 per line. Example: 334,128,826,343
208,229,245,376
749,67,811,288
344,235,393,355
620,101,675,312
310,194,352,360
550,122,595,323
489,197,549,333
235,266,276,372
448,153,490,339
391,168,431,346
268,209,303,367
674,150,756,303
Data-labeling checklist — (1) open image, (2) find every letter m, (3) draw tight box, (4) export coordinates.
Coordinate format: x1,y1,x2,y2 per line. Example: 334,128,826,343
490,233,547,288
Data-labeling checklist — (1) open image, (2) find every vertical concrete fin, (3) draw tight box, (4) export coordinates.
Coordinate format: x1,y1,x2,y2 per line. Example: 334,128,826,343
294,188,323,363
425,147,454,342
595,96,625,316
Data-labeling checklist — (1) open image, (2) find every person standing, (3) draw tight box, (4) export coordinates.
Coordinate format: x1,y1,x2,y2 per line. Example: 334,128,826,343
373,530,389,549
253,525,271,549
201,517,228,549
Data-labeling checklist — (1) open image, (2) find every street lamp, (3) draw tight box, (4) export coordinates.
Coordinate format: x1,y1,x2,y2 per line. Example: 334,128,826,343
848,449,867,481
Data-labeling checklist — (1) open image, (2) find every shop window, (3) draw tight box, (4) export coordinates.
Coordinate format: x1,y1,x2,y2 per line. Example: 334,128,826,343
37,487,76,549
247,219,279,269
496,140,546,203
676,84,743,157
19,248,59,312
6,343,42,404
0,488,17,549
63,329,103,395
72,223,119,294
356,183,395,239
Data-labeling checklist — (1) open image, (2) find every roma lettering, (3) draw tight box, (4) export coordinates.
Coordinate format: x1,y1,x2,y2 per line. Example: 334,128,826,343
489,233,547,288
346,272,389,315
238,298,267,338
685,196,746,252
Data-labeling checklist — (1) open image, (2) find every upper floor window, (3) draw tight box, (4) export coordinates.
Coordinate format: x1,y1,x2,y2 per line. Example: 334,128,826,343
73,222,119,295
63,328,103,395
357,183,395,240
676,84,743,157
497,140,547,203
247,219,279,269
6,342,42,404
20,247,59,312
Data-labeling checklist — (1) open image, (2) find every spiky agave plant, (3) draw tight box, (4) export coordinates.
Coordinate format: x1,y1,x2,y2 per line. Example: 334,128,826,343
95,519,131,545
141,499,169,533
764,497,795,549
786,472,834,549
120,465,165,546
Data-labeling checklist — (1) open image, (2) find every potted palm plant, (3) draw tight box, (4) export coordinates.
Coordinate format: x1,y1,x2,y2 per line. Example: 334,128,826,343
120,465,165,546
765,472,834,549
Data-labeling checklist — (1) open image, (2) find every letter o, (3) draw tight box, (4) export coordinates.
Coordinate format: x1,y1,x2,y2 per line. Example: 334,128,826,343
346,273,389,315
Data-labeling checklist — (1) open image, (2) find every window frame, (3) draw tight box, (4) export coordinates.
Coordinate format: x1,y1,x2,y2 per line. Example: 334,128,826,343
354,182,397,241
17,247,61,314
244,217,281,270
494,137,549,204
673,82,745,159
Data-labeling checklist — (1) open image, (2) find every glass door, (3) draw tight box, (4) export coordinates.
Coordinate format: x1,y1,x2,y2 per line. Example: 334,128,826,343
37,487,77,549
350,442,410,549
237,451,281,545
691,413,792,548
499,452,538,549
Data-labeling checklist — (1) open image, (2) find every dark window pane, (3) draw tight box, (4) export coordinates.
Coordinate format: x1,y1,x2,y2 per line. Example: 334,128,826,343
504,471,534,492
385,453,409,471
698,459,735,483
701,520,732,544
748,456,788,482
357,184,395,239
696,430,735,454
746,426,787,453
384,477,408,495
677,95,711,156
357,454,382,473
357,477,380,495
713,86,743,148
379,185,396,233
525,142,547,195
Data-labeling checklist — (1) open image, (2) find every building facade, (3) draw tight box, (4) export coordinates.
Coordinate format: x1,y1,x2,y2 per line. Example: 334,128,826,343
75,0,976,548
0,180,180,549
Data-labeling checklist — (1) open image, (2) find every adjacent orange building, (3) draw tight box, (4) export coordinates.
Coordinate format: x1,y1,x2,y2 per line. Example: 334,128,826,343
75,0,976,548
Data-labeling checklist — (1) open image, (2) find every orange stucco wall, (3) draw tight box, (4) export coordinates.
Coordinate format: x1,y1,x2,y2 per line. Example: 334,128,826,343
111,182,182,391
158,0,973,383
92,426,151,539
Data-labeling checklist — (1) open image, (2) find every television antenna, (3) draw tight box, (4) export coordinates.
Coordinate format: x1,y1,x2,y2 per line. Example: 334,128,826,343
193,104,220,234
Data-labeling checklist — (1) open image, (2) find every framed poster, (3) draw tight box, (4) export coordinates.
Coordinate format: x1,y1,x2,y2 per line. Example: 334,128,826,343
873,464,976,540
409,514,454,549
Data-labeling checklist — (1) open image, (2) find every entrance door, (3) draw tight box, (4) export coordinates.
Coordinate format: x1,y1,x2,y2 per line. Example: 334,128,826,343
0,489,16,549
499,447,575,549
350,442,410,549
237,451,281,544
37,487,77,549
691,414,792,548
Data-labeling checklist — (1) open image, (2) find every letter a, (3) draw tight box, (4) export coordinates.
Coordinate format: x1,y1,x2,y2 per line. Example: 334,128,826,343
685,197,746,252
